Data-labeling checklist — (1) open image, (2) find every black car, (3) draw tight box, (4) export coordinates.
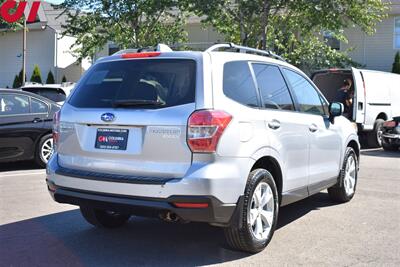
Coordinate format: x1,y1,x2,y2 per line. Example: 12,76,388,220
0,89,60,167
381,117,400,151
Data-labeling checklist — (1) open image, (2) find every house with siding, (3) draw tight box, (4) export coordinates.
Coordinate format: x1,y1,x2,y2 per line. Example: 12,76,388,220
0,1,90,88
94,16,224,61
97,1,400,72
2,1,397,88
338,0,400,71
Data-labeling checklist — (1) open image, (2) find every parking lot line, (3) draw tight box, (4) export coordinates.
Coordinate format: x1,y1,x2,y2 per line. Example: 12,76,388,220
0,170,45,177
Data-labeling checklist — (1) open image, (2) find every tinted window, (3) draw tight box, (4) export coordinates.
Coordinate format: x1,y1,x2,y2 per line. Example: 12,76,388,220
283,69,325,115
24,88,66,103
0,94,30,115
69,59,196,108
223,61,259,107
252,64,294,111
31,98,48,113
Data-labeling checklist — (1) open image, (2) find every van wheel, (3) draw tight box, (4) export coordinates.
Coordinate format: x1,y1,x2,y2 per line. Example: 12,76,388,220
224,169,279,253
35,134,53,168
367,119,385,148
80,206,130,228
328,147,358,203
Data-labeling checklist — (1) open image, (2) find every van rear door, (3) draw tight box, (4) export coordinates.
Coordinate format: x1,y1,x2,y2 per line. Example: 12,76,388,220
351,67,366,124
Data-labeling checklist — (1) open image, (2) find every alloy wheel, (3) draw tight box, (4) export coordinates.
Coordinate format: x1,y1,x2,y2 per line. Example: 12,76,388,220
40,138,53,164
248,182,275,240
344,155,357,196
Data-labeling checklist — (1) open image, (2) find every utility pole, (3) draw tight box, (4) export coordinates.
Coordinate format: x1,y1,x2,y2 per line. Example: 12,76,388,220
22,17,27,86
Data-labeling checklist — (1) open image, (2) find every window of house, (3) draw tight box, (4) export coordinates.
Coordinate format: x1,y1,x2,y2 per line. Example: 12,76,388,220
108,44,120,55
395,17,400,49
323,31,340,50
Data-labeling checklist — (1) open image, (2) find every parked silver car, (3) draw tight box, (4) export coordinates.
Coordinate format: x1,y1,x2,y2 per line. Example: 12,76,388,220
46,43,360,253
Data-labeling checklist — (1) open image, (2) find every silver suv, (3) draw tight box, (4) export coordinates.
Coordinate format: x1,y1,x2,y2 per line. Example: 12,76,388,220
47,43,360,253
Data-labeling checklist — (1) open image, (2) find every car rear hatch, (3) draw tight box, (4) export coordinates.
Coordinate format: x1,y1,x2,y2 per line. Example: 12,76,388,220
56,55,198,180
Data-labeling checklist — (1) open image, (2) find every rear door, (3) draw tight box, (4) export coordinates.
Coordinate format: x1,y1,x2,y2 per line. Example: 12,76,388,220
251,63,309,192
351,67,366,124
57,57,197,178
0,93,45,161
282,69,342,191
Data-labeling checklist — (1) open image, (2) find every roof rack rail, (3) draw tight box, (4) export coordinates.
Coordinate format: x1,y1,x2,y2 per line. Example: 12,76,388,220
113,44,173,55
205,43,285,62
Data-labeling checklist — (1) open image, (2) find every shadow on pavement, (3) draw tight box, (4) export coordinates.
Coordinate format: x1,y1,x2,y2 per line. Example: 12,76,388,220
0,161,42,172
360,148,400,158
277,192,339,229
0,192,338,267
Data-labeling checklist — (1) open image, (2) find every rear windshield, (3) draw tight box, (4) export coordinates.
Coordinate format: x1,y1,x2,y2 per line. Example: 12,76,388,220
23,87,66,103
69,59,196,108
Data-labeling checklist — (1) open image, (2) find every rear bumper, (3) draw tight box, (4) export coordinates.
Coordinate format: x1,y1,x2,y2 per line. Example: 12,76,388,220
46,153,251,224
47,181,238,225
382,133,400,144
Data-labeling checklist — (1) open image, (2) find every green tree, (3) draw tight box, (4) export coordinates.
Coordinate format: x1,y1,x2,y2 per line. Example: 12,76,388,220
61,0,188,60
12,75,21,88
62,75,67,83
30,64,43,84
46,70,55,84
18,69,26,84
186,0,388,71
392,52,400,74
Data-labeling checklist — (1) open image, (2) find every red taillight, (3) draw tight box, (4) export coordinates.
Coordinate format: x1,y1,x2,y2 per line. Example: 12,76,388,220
53,111,60,149
173,203,209,209
187,110,232,153
383,121,397,128
121,52,161,59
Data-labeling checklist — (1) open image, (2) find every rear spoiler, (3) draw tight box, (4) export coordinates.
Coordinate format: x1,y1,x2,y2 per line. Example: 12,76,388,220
310,69,352,79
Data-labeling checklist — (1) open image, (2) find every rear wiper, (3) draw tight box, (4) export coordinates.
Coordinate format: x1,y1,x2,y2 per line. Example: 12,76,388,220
111,99,164,108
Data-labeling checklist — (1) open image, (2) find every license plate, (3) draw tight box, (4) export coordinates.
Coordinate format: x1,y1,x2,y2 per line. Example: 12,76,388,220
95,128,129,150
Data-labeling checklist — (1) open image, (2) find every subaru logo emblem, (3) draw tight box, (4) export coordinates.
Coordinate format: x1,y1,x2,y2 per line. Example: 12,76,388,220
101,113,115,122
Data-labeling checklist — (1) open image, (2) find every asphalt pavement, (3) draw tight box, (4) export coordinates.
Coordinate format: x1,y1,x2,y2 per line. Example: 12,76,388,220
0,149,399,266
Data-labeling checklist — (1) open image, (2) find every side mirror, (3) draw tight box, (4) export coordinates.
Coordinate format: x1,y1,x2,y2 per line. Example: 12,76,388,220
329,102,343,124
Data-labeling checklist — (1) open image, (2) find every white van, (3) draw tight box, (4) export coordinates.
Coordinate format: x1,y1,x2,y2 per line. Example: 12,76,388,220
21,83,75,105
312,68,400,147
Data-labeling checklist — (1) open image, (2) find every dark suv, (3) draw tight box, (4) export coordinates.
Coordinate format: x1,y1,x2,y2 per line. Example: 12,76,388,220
0,89,59,167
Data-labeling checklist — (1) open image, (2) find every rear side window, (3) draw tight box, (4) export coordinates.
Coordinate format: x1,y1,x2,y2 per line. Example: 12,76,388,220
252,64,294,111
223,61,259,107
31,98,48,113
69,59,196,108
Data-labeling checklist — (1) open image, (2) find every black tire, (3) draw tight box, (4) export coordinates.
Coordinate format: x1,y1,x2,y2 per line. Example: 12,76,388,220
367,119,385,148
35,134,53,168
224,169,279,253
328,147,358,203
382,140,399,151
80,206,130,228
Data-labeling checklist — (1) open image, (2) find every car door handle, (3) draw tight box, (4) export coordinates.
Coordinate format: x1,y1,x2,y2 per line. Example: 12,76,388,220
309,124,318,132
268,120,281,130
32,118,42,123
